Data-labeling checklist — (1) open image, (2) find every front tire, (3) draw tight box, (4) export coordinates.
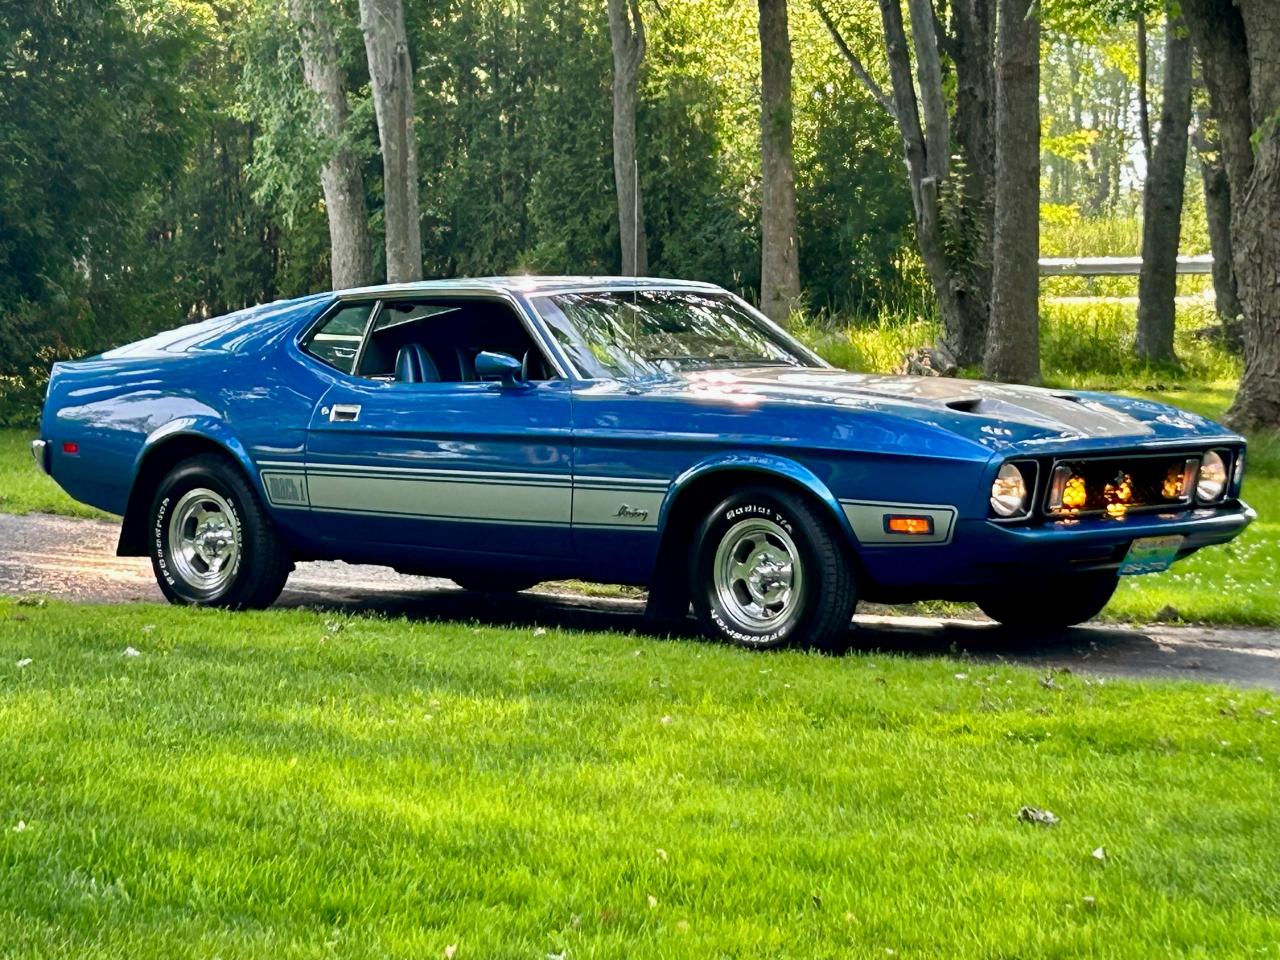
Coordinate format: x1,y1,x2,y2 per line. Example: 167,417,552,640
690,487,857,650
976,573,1119,629
149,454,291,609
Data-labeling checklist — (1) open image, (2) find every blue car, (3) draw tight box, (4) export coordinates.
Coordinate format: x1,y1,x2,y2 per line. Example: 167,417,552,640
34,277,1253,648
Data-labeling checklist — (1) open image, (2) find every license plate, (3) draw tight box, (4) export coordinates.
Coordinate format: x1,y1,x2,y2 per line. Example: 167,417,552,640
1119,535,1184,576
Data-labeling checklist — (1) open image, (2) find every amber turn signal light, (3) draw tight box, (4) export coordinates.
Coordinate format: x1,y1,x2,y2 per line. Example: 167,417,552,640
884,515,934,535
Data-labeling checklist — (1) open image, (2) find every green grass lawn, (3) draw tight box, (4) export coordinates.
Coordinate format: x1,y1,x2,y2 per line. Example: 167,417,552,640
1,598,1278,958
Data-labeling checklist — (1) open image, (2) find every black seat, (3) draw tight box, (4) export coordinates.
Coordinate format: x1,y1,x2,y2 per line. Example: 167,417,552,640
521,351,544,381
455,346,478,381
394,344,440,383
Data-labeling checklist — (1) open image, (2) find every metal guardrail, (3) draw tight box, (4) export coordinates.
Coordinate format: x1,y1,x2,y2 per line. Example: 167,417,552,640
1038,254,1213,276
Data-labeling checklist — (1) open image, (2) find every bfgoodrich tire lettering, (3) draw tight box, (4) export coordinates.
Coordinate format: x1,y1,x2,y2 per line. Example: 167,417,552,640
148,454,292,609
690,486,857,650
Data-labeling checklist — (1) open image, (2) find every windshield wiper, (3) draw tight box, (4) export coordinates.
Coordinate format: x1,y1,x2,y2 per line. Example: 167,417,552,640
643,355,795,367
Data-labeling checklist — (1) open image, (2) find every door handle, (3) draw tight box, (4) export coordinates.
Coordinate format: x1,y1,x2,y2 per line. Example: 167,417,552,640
329,404,361,423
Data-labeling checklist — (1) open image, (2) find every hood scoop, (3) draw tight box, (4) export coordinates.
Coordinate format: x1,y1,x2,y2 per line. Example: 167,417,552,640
945,391,1150,438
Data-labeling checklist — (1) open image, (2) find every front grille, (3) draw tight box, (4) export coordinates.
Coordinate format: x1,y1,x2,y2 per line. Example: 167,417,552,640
1043,453,1198,518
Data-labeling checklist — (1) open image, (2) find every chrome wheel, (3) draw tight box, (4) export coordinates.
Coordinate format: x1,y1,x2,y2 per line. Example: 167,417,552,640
713,517,804,633
167,487,240,592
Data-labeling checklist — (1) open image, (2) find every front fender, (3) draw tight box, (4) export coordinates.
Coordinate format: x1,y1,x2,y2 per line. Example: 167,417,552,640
660,452,858,546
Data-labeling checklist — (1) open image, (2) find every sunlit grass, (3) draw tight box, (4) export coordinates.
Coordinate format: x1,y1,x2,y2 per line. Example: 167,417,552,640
0,598,1278,957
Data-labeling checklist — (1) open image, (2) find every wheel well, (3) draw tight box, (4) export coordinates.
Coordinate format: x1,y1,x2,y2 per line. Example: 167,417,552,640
646,468,861,617
116,435,246,557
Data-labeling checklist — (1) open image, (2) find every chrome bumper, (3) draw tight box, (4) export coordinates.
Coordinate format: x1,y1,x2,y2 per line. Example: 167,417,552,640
31,439,50,475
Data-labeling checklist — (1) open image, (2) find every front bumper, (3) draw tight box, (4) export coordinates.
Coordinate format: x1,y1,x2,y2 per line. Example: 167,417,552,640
31,439,50,476
859,500,1255,594
973,501,1255,571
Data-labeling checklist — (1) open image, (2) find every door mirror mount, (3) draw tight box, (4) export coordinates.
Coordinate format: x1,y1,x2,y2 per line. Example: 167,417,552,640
474,350,526,388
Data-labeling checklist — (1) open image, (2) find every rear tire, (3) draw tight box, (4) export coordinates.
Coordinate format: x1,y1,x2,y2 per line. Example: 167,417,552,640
690,487,856,650
976,573,1119,629
148,454,291,609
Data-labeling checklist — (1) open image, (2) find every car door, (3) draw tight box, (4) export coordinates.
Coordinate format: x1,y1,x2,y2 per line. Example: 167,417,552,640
303,297,574,560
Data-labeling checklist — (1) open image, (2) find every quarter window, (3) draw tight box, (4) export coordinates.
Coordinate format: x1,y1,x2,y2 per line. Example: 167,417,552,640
302,303,374,373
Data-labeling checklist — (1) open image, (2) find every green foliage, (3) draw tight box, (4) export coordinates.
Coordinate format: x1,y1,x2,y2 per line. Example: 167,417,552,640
0,0,329,400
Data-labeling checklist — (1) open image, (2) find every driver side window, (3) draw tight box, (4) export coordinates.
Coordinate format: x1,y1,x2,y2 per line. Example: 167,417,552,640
356,298,556,384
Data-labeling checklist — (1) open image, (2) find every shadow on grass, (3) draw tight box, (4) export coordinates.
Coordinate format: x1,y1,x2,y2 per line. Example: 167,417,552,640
272,578,1280,690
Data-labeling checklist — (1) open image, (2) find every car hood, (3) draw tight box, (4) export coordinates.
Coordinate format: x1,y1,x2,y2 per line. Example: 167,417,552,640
635,367,1239,453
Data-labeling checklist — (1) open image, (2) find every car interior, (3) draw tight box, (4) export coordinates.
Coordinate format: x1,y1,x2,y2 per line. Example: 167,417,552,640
306,298,557,383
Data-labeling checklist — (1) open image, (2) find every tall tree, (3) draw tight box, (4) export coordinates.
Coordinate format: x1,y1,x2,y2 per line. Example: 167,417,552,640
1135,7,1193,364
950,0,998,357
1193,113,1242,341
358,0,422,282
1183,0,1280,429
983,0,1040,382
1135,8,1153,167
607,0,647,277
758,0,800,324
289,0,373,290
815,0,995,366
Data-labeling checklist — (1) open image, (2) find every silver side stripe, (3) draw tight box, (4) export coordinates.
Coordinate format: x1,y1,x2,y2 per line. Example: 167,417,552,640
308,474,572,524
573,487,663,528
261,463,664,529
840,499,957,546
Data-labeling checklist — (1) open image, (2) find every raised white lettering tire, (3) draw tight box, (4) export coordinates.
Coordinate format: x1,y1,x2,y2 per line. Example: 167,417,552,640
690,487,857,649
149,454,291,608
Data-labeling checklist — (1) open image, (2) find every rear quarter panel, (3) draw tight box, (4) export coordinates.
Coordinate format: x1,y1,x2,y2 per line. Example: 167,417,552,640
40,298,330,522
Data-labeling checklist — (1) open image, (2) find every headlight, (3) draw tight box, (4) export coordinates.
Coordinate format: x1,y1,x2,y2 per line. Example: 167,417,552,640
990,463,1029,517
1196,450,1228,503
1233,450,1246,491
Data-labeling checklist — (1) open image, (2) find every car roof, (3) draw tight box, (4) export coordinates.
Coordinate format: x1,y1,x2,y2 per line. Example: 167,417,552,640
331,275,724,300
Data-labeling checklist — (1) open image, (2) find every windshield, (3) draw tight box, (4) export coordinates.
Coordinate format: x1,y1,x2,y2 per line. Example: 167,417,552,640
529,289,823,379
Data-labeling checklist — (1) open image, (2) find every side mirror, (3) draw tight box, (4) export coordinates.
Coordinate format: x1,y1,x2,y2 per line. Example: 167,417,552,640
474,350,525,388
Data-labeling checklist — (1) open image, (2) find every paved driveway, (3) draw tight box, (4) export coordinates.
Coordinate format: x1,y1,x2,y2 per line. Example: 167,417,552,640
3,512,1279,691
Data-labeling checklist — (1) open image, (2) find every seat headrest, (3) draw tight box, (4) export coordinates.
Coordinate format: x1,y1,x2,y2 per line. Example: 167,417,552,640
394,344,440,383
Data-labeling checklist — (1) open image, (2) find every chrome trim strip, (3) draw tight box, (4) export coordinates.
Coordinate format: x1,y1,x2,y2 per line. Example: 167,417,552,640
301,462,570,482
258,459,668,490
574,475,670,488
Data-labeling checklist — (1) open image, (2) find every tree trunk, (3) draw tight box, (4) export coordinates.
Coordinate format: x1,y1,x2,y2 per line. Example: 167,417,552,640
358,0,422,282
983,0,1040,383
289,0,373,290
874,0,964,361
949,0,996,366
608,0,647,277
1184,0,1280,430
1136,9,1193,364
1196,133,1242,339
758,0,800,324
1136,9,1153,168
